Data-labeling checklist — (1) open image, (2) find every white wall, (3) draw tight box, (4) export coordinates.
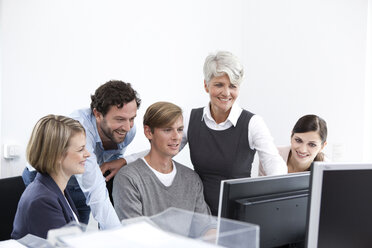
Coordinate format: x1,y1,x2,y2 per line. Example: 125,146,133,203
364,0,372,161
0,0,370,178
240,0,369,164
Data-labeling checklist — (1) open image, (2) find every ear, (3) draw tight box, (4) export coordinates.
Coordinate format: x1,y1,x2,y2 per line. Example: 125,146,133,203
320,141,328,151
93,108,103,121
144,125,153,141
204,80,209,93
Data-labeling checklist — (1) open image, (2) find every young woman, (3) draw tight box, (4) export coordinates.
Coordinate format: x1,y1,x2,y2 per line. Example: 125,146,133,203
12,115,90,239
259,114,328,175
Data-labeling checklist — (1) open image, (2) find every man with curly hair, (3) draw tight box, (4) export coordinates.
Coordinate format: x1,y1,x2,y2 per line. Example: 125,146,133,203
23,80,141,229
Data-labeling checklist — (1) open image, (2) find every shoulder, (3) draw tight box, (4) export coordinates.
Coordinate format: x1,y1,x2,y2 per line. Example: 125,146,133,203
190,107,205,116
248,114,271,131
69,108,96,133
174,161,201,181
70,108,91,122
20,181,60,209
241,108,255,117
117,158,146,178
277,146,291,162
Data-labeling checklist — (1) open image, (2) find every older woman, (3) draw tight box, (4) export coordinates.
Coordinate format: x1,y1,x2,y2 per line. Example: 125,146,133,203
12,115,90,239
259,114,328,175
184,51,287,215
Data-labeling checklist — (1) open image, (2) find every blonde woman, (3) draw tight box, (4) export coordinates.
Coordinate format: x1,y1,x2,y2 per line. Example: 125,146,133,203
12,115,90,239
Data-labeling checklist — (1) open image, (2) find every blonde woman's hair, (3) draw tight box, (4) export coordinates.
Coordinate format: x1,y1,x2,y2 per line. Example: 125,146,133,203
27,115,85,174
143,102,183,133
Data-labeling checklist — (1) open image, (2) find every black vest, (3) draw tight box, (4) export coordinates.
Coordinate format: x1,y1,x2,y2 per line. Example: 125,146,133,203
188,108,256,215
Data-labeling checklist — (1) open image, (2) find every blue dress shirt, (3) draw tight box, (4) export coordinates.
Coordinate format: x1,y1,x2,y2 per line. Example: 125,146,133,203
70,108,136,229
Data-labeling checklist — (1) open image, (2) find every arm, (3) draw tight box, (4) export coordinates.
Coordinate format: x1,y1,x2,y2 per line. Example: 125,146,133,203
112,169,143,220
249,115,287,175
190,175,217,239
75,132,121,229
27,195,70,239
194,176,211,216
101,125,137,180
100,158,126,181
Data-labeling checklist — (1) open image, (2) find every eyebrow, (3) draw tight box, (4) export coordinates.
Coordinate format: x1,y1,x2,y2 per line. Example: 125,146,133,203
163,125,184,129
294,136,320,143
114,115,137,119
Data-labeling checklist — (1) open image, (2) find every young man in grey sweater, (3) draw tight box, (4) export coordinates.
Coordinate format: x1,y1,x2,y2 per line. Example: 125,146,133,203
112,102,211,221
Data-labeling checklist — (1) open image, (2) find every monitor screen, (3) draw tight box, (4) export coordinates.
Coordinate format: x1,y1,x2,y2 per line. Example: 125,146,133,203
218,172,310,248
306,162,372,248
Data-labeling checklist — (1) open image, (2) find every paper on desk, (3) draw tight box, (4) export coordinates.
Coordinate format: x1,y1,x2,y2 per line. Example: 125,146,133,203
0,240,27,248
61,221,220,248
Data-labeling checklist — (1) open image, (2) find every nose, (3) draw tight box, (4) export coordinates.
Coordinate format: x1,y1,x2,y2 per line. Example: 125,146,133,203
298,143,307,152
84,149,90,158
171,130,182,140
222,85,230,96
121,120,132,132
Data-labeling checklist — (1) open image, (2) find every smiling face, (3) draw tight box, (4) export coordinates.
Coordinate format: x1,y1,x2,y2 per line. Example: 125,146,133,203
94,99,137,144
60,132,90,177
204,74,239,120
144,116,184,159
290,131,326,167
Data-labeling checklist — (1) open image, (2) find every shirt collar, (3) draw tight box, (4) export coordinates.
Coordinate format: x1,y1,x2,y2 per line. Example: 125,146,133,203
202,102,242,127
90,112,103,144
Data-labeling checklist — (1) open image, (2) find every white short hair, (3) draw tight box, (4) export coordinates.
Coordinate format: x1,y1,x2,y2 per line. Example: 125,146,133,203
203,51,244,86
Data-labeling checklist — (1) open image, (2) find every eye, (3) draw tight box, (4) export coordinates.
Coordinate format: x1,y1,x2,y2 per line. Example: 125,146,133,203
229,84,237,89
214,83,223,87
308,143,317,148
295,138,302,143
178,128,184,132
163,128,172,132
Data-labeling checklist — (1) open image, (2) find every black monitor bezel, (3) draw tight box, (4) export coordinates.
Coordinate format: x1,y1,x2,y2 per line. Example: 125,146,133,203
218,172,310,247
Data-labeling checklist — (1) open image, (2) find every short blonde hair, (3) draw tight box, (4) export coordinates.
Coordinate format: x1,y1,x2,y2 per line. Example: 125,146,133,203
203,51,244,86
143,102,182,133
27,115,85,174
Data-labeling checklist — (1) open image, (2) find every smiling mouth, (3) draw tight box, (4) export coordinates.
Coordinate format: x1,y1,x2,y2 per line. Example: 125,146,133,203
168,144,179,149
296,151,309,158
115,130,126,136
218,97,231,102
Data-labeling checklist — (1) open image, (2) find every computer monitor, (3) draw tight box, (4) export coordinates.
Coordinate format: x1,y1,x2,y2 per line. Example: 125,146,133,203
306,162,372,248
218,172,310,248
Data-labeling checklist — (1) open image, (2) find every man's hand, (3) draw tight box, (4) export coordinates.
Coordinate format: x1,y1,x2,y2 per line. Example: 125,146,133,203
100,158,127,181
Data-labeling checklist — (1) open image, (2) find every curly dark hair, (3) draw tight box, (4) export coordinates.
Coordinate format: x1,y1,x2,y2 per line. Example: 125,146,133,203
90,80,141,116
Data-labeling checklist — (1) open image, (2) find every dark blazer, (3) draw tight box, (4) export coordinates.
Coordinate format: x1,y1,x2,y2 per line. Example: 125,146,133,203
11,173,79,239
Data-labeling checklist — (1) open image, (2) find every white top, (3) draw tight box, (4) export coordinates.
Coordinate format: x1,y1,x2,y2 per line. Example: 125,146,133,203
64,195,80,224
259,146,291,176
142,158,177,187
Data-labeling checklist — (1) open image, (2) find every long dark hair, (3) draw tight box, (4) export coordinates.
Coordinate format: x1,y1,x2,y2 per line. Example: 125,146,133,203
291,114,327,161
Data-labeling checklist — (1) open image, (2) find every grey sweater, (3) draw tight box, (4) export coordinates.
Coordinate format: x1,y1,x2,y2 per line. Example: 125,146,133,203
113,158,211,220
